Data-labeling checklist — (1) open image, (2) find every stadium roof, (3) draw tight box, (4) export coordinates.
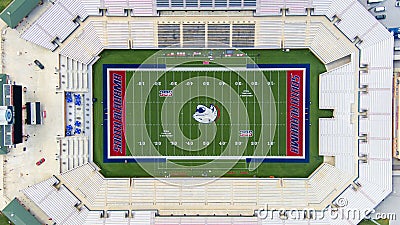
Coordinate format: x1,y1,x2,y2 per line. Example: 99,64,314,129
0,0,40,28
2,198,42,225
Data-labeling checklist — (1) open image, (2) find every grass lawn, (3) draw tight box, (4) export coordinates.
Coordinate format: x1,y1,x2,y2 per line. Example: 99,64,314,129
0,0,12,12
0,212,12,225
92,49,329,178
358,219,390,225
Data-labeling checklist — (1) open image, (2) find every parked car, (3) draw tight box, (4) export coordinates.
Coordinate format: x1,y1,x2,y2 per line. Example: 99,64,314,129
375,14,386,20
34,60,44,69
374,6,386,12
36,158,45,166
396,1,400,7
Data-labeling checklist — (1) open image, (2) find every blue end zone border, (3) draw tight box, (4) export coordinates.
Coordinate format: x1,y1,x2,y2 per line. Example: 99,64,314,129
102,64,310,164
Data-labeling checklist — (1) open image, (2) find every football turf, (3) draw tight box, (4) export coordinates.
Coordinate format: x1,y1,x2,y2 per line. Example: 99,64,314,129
124,69,285,157
93,49,331,178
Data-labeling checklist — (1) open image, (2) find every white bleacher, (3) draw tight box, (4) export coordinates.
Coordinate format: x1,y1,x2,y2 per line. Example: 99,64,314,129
106,21,130,48
21,2,81,51
59,55,90,91
359,91,392,114
359,140,392,159
359,115,391,139
359,155,392,192
91,21,132,49
309,23,353,63
319,119,354,154
66,205,91,225
84,211,106,224
283,21,307,48
319,61,355,110
130,21,156,48
256,0,283,15
335,2,377,42
106,179,132,206
261,217,331,225
56,166,352,213
107,6,126,16
24,183,84,225
357,23,392,48
91,21,108,45
23,176,60,203
331,181,391,225
360,37,394,68
59,39,94,64
104,211,131,224
279,179,311,207
58,0,89,21
131,211,156,225
308,164,352,203
60,22,104,65
359,139,392,190
335,155,356,177
81,0,102,16
311,0,332,16
256,0,317,16
60,136,90,172
155,217,259,225
20,24,59,51
359,69,392,89
319,61,357,177
131,0,156,16
104,0,130,16
325,0,354,21
285,0,309,15
36,3,78,42
305,21,321,46
86,210,155,225
256,20,282,48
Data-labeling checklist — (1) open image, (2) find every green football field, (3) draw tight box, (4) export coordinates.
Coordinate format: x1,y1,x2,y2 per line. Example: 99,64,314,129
93,49,332,178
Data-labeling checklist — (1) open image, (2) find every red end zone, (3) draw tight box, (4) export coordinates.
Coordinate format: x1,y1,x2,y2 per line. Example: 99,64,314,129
109,70,126,156
286,70,304,157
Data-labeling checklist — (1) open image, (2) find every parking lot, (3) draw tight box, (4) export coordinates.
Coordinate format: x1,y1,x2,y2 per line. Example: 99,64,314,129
358,0,400,60
358,0,400,28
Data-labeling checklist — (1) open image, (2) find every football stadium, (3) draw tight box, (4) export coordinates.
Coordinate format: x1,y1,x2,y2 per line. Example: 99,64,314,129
0,0,396,224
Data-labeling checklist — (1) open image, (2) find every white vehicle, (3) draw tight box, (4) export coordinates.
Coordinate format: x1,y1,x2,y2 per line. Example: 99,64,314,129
367,0,384,3
374,6,386,12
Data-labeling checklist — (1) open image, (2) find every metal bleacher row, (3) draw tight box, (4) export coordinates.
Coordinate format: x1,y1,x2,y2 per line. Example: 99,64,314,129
18,0,393,224
21,163,352,224
21,0,88,51
157,0,257,9
60,136,90,173
23,173,156,225
318,56,362,177
256,20,352,63
58,55,89,92
60,20,156,64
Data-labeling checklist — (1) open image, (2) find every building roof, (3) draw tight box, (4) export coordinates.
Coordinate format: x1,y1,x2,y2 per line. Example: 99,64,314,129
0,74,7,154
2,198,42,225
0,0,40,28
